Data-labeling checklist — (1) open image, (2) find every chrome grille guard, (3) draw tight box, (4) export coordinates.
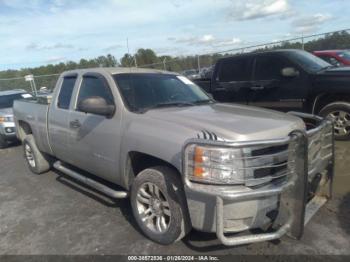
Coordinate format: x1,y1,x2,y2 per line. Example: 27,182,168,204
182,112,334,246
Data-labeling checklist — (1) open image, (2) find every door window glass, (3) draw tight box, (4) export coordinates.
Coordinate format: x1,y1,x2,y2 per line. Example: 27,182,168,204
57,76,77,109
77,75,114,111
254,55,292,80
218,57,252,82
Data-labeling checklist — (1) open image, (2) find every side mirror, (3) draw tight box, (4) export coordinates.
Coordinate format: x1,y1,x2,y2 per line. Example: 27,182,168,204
77,96,115,117
281,67,300,78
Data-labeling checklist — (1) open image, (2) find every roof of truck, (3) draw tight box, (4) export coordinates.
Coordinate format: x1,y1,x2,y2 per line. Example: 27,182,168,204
61,67,178,76
0,89,27,96
218,49,306,61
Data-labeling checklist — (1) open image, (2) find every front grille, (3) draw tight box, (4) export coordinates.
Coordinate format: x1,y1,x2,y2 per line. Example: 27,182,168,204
307,121,333,178
243,142,296,187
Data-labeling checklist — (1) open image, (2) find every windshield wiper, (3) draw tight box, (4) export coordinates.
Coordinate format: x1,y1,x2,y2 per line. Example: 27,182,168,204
139,101,195,113
193,99,215,105
318,65,335,72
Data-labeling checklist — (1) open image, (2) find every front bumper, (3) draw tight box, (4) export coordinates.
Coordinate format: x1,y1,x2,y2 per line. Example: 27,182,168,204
0,122,17,140
183,113,334,246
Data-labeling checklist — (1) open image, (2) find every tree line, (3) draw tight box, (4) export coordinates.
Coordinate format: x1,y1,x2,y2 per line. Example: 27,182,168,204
0,31,349,91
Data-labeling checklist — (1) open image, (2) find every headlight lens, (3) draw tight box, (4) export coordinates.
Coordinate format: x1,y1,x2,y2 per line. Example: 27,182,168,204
0,116,14,123
186,145,246,185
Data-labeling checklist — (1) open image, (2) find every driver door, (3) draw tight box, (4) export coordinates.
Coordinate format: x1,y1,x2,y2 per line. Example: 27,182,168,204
248,54,308,112
67,73,122,182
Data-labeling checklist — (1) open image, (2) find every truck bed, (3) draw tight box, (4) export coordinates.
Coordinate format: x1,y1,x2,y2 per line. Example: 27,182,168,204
13,98,51,154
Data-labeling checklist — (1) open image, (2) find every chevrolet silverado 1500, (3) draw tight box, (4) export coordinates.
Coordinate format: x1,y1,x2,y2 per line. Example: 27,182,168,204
13,67,334,246
194,49,350,140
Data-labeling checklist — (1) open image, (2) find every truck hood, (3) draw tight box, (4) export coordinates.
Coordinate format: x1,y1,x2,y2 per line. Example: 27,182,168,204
317,66,350,76
0,107,13,116
144,103,305,141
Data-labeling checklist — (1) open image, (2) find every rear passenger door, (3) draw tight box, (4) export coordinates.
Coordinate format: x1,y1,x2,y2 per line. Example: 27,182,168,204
212,56,253,103
49,74,77,161
248,54,308,112
67,73,121,182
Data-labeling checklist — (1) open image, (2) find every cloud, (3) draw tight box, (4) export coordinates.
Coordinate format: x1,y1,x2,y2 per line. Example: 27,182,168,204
292,13,332,33
228,0,291,20
170,34,242,48
26,43,75,51
103,44,124,52
45,56,66,63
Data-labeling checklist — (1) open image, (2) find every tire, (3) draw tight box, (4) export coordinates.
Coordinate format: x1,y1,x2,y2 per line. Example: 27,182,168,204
0,135,7,149
23,134,51,174
130,166,191,245
319,102,350,140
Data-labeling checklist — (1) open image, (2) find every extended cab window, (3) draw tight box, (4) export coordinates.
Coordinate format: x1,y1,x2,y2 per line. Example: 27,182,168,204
57,76,77,109
254,55,292,80
218,57,252,82
77,75,114,111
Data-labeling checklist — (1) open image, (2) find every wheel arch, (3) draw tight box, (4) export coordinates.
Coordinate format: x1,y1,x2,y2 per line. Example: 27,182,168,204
17,121,33,141
312,93,350,114
124,151,181,189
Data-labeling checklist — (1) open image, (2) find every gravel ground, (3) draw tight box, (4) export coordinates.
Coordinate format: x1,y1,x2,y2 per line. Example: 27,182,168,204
0,143,349,255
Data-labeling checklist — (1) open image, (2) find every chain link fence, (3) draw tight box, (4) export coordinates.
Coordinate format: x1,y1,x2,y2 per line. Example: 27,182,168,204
139,28,350,77
0,74,59,93
0,28,349,93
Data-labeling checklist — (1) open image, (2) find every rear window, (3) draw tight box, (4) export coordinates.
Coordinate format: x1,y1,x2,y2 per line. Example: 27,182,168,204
217,57,252,82
57,76,77,109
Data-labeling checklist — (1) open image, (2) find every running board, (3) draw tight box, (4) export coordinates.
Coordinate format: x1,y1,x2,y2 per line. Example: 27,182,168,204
53,161,128,199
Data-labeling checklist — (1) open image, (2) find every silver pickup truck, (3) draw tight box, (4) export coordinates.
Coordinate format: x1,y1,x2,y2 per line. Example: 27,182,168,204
13,67,334,246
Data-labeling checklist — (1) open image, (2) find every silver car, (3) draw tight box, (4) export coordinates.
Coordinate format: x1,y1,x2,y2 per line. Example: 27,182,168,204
0,90,31,148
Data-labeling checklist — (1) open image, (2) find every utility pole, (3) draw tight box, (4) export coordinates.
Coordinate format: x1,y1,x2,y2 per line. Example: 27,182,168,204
197,55,201,72
301,33,305,50
163,58,167,70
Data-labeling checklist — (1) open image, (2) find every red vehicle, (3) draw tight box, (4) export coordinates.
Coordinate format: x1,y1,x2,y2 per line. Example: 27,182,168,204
313,50,350,66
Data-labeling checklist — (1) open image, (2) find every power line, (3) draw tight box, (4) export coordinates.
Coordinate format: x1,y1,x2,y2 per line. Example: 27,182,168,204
0,73,60,81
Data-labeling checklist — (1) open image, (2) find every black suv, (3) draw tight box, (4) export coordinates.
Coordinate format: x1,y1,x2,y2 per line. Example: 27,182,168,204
194,49,350,140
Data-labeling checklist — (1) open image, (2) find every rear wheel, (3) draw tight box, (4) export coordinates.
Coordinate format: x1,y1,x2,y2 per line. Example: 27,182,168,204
0,135,7,149
23,135,51,174
130,166,191,245
319,102,350,140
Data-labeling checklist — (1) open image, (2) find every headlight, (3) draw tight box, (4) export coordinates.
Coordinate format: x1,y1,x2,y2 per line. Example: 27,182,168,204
185,142,295,186
187,145,245,185
0,116,14,123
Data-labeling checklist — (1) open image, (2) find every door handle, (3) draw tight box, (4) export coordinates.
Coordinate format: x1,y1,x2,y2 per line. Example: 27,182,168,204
250,86,265,91
69,119,81,129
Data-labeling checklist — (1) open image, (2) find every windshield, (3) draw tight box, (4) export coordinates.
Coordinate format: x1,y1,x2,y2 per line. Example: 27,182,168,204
284,50,331,72
113,73,211,112
338,51,350,62
0,93,26,109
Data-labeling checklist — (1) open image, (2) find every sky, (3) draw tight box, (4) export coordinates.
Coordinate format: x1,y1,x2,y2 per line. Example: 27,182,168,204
0,0,349,70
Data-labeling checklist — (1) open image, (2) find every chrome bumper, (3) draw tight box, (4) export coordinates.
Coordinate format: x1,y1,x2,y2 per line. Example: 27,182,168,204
182,113,334,246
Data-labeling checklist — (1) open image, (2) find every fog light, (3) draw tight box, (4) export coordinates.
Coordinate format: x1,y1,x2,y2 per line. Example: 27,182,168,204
5,127,14,133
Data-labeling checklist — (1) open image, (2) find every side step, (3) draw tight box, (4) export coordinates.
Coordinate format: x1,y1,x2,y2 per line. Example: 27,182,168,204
53,161,128,199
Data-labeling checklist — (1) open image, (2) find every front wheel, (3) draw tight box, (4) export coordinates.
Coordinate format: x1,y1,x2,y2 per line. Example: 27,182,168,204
130,166,191,245
319,102,350,140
